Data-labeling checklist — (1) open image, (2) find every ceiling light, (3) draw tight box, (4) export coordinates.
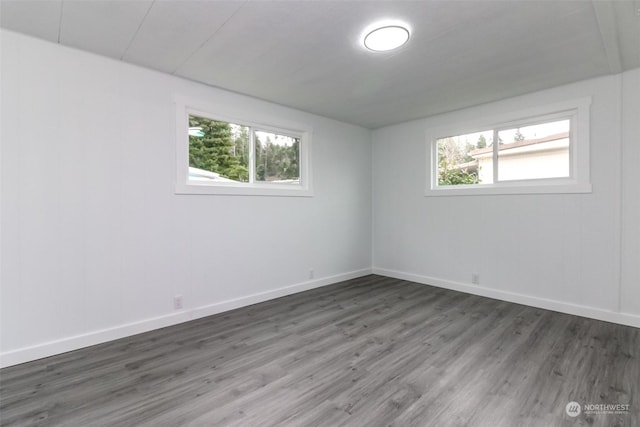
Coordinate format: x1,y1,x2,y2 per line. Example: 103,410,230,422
363,25,410,52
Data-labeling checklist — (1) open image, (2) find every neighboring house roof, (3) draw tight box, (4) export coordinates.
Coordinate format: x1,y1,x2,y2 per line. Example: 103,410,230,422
469,132,569,158
188,167,237,182
270,179,300,184
450,131,570,172
451,159,479,171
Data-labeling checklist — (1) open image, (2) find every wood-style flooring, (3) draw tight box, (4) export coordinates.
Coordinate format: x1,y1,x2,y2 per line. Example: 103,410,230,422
1,275,638,426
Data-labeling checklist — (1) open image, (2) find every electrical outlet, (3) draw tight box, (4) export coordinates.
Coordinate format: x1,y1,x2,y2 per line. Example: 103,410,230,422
309,269,314,279
173,295,183,310
471,273,480,285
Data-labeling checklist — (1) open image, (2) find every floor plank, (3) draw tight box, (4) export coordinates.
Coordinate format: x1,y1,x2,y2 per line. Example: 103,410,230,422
1,275,638,426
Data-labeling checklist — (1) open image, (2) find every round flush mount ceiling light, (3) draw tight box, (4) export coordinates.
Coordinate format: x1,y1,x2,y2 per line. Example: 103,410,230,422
363,24,410,52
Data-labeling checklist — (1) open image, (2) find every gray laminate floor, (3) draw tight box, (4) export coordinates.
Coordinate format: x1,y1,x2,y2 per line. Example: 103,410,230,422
1,275,638,427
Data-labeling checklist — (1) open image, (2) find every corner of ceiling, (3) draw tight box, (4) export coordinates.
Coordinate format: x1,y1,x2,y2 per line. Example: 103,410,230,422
592,0,624,74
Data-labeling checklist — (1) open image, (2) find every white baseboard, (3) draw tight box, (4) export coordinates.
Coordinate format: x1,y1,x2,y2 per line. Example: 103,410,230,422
373,267,640,329
188,269,371,321
0,268,372,369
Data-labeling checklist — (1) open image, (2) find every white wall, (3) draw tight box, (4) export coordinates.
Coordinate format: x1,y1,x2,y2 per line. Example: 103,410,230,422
373,70,640,327
620,68,640,315
0,30,372,367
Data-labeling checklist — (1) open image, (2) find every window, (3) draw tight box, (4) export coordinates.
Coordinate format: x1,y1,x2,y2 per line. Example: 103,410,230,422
176,99,312,196
427,98,591,196
497,119,570,182
254,130,301,184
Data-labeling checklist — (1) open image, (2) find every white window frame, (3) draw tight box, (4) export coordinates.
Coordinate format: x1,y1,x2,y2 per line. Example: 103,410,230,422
175,97,313,197
426,97,592,196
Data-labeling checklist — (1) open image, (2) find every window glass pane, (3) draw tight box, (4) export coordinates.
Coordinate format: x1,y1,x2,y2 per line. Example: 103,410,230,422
437,130,493,186
188,115,250,182
497,119,570,181
254,130,300,183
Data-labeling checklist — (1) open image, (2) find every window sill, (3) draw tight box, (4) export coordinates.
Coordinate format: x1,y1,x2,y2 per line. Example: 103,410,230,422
425,182,592,197
175,182,314,197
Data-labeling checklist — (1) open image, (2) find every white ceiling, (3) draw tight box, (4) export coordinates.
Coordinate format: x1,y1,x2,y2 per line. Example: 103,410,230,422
2,0,639,129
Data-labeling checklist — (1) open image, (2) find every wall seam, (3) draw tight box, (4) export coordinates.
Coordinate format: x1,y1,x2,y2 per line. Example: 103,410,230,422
370,128,375,271
617,72,624,314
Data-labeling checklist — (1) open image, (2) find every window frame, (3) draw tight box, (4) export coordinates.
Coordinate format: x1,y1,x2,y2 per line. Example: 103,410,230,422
426,97,592,196
175,98,313,197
